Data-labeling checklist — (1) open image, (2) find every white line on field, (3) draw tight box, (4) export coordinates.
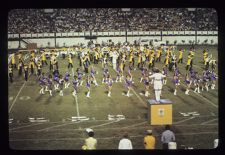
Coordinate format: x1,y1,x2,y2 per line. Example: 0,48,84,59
9,131,218,142
9,122,45,131
131,88,148,108
9,82,26,113
87,120,120,129
37,121,80,132
200,118,218,125
74,95,80,117
174,117,195,124
120,121,147,129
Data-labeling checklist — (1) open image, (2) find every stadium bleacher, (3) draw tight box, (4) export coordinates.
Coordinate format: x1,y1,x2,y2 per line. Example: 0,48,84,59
8,8,218,34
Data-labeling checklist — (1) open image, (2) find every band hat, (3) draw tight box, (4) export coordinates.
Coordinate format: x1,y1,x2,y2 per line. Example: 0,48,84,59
85,128,93,133
147,130,152,134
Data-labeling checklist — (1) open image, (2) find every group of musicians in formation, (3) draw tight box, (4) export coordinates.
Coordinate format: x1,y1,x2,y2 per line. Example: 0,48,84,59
8,43,217,102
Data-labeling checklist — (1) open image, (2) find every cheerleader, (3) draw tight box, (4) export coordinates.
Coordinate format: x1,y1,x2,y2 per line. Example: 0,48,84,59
39,73,46,94
47,75,53,96
210,70,217,90
53,72,60,91
128,65,134,83
201,70,209,91
90,66,98,86
86,75,91,98
184,73,191,95
102,66,109,84
140,67,147,83
72,75,79,97
106,75,113,97
115,65,123,83
64,72,70,88
58,75,64,96
162,66,168,85
125,75,132,97
143,75,150,97
77,68,84,86
173,73,180,95
193,73,201,93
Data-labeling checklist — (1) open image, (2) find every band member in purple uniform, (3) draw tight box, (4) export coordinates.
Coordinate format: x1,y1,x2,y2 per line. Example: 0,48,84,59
59,75,64,96
202,70,210,91
106,75,113,97
86,75,91,98
173,73,180,96
125,75,132,97
72,75,79,97
128,64,134,83
39,73,46,94
184,73,191,95
90,66,98,86
140,67,147,83
64,72,70,89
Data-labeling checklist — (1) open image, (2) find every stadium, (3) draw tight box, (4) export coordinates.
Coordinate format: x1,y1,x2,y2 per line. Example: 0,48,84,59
8,8,218,150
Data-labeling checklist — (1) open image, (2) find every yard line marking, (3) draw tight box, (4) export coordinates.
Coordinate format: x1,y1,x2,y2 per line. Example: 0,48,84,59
120,121,147,129
9,131,218,142
37,121,80,132
87,120,120,129
174,117,195,124
9,82,26,113
9,122,45,131
131,88,148,108
74,95,80,118
200,118,218,125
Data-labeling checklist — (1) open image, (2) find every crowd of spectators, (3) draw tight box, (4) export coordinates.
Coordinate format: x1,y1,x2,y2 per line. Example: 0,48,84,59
8,8,218,34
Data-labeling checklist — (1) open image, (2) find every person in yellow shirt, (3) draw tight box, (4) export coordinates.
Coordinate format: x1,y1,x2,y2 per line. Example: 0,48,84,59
144,130,156,149
31,51,35,59
137,51,141,69
129,51,134,68
155,47,162,62
148,52,154,69
203,50,208,64
178,49,184,64
164,55,169,67
11,54,16,69
41,51,48,66
94,49,99,64
29,58,35,74
83,129,97,150
17,52,22,62
68,54,73,69
186,54,192,71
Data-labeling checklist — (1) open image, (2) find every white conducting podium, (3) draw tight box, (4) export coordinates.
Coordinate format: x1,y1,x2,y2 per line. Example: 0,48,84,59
148,99,173,125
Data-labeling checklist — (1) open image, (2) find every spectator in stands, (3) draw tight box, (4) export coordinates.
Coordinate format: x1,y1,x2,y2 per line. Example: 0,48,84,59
161,125,176,149
118,133,133,150
144,129,156,149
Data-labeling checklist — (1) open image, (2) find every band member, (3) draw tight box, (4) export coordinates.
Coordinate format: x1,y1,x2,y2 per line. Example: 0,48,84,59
59,75,64,96
24,64,29,81
41,51,48,66
83,54,90,73
86,75,91,98
128,65,134,83
36,60,42,77
184,73,191,95
11,54,17,69
202,70,210,91
106,75,113,97
173,73,180,96
39,73,46,94
137,51,141,69
29,58,35,74
125,75,132,97
64,72,70,89
8,65,13,83
53,72,60,91
68,54,73,69
140,67,147,83
193,72,201,94
210,70,217,90
177,49,183,64
155,47,162,62
72,75,79,97
149,68,166,103
186,54,192,71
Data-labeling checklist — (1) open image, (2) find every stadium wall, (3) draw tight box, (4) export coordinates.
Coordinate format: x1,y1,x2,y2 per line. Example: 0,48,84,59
8,31,218,49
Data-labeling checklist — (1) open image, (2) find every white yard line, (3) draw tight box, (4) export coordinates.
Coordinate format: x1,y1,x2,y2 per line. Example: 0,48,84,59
37,121,79,132
9,122,45,131
173,117,195,124
9,82,26,113
87,120,120,129
131,88,148,108
74,95,80,118
120,121,147,129
200,118,218,125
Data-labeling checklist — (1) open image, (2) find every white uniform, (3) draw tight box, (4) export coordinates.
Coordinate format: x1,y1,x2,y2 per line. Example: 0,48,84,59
112,51,118,70
149,73,166,102
118,138,133,150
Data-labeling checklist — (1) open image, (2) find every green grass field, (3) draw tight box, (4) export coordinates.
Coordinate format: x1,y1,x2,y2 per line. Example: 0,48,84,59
8,45,218,149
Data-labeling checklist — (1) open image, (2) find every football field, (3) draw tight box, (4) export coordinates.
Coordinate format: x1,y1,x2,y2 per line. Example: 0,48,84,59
8,45,218,149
